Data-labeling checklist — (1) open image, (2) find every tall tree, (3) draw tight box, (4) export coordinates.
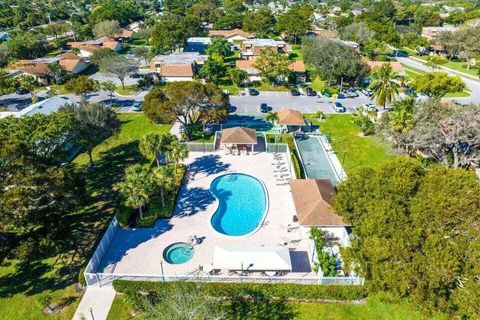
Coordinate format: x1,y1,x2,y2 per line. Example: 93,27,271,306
100,54,137,89
133,46,150,67
275,4,313,44
228,68,248,87
243,7,276,37
253,49,292,85
60,102,120,168
334,158,480,317
168,139,188,172
119,164,151,220
143,82,228,140
93,20,120,39
412,72,465,99
369,64,401,109
139,133,175,167
64,76,97,101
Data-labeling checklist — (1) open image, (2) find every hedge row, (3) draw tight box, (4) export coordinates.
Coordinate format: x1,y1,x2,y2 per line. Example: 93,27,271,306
285,135,305,179
113,280,366,301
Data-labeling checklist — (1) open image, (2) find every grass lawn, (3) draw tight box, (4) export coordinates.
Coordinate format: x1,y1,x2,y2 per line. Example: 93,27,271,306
403,47,479,77
107,294,446,320
401,65,472,98
0,114,171,320
115,85,139,96
255,82,291,91
289,44,303,62
305,114,392,173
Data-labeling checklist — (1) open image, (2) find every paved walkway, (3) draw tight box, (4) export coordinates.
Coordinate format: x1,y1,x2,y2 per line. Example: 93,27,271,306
73,286,116,320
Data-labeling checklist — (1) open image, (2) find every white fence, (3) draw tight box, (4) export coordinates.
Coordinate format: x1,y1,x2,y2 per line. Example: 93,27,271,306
84,216,120,286
92,272,364,287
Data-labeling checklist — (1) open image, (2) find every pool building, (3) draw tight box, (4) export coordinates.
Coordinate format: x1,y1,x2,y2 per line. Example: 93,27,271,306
85,118,359,286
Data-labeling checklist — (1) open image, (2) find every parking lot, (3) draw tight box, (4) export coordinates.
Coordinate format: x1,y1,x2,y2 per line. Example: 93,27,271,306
230,91,372,114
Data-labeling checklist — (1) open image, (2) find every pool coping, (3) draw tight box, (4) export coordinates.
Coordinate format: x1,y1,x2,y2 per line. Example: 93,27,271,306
208,172,270,240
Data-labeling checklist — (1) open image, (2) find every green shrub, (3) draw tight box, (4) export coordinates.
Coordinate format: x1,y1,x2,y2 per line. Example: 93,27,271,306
78,267,86,286
113,280,366,301
116,204,134,228
285,135,305,179
310,227,337,276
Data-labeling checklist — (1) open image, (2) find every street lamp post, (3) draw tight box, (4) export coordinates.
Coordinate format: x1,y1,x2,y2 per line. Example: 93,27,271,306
160,259,165,281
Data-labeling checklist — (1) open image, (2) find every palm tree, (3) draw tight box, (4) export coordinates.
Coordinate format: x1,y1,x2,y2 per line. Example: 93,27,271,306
139,133,175,167
390,97,415,134
265,111,279,125
119,165,151,219
168,139,189,173
369,64,402,109
151,165,175,207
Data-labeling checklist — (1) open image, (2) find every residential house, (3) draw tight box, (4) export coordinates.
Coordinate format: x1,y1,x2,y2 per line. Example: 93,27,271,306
126,21,142,33
112,28,134,41
150,52,208,82
58,52,89,74
67,37,122,58
235,59,305,83
421,25,459,39
0,96,71,119
208,29,255,42
240,38,288,60
365,60,406,76
12,53,89,85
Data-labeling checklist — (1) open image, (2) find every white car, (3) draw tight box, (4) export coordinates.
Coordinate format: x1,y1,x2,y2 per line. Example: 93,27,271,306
132,102,142,111
361,103,378,112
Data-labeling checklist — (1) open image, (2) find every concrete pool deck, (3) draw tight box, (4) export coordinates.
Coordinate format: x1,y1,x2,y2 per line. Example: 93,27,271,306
99,149,315,278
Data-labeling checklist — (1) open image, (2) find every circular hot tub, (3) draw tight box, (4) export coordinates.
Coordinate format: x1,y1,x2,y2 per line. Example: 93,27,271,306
163,242,194,264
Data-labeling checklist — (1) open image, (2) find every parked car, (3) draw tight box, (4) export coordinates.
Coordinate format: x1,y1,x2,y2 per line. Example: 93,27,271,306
132,102,142,111
334,102,346,113
130,72,141,79
337,92,347,99
360,103,378,112
321,88,332,98
226,103,236,113
404,87,417,97
15,87,30,95
248,88,259,96
260,103,270,113
305,87,317,96
346,88,359,98
290,88,300,96
362,88,373,97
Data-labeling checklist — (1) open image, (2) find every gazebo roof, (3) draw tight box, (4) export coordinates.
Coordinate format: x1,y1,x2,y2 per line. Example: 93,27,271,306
277,109,305,126
289,179,347,227
220,127,257,144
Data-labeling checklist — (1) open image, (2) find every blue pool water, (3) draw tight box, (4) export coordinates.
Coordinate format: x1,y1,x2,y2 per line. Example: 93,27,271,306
163,242,194,264
210,173,267,236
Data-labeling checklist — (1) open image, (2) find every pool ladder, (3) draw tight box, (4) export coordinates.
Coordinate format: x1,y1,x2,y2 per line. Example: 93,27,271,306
228,173,238,182
182,235,197,254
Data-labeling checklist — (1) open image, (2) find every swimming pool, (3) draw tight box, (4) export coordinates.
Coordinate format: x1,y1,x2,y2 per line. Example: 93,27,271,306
163,242,195,264
210,173,267,236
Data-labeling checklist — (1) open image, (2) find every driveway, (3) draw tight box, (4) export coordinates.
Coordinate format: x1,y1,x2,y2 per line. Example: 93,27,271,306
0,93,33,111
230,91,372,114
397,56,480,104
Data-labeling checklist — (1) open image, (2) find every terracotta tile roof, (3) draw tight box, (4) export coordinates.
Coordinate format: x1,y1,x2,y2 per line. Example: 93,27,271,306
235,60,259,75
58,54,85,72
307,29,338,38
113,28,134,39
102,40,120,50
365,60,405,73
288,61,305,73
208,28,254,38
78,44,102,53
14,60,49,76
220,127,257,144
289,179,347,227
277,109,305,126
159,64,194,77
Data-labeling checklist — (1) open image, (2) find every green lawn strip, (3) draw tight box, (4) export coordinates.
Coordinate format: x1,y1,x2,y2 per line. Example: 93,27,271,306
289,44,303,62
255,82,291,91
401,65,471,98
285,134,305,179
0,114,171,320
304,114,392,173
115,85,140,96
402,47,479,77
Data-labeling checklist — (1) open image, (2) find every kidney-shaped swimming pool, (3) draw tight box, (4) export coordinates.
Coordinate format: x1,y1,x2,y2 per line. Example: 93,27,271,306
210,173,267,236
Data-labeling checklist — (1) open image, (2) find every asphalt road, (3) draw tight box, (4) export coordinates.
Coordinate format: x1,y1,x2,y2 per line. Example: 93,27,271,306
397,56,480,104
230,91,372,114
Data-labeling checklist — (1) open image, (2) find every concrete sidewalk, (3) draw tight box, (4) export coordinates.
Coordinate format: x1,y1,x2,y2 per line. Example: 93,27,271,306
73,286,116,320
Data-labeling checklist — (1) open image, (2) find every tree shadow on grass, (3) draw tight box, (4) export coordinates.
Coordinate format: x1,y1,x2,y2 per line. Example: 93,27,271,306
226,290,297,320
